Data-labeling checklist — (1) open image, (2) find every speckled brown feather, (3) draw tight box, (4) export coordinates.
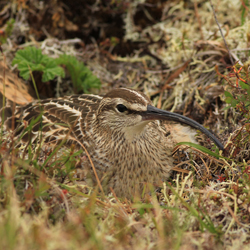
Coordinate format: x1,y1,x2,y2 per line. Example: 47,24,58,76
0,88,199,198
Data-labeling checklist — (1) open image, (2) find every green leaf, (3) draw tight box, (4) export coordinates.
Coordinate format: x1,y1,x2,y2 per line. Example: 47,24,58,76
0,18,15,44
224,91,233,98
224,97,232,104
223,106,232,110
16,62,32,80
231,99,238,107
239,95,246,102
245,101,250,107
12,47,64,82
176,142,226,159
239,81,249,90
12,47,42,66
55,54,101,93
42,60,65,82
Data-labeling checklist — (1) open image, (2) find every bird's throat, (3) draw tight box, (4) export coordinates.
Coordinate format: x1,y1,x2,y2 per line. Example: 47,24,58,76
122,121,150,142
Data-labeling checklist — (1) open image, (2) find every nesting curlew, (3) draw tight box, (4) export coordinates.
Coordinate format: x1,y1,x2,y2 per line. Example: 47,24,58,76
0,88,223,198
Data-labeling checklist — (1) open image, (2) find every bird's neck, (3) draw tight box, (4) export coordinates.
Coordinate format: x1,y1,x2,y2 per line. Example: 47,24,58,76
121,120,150,142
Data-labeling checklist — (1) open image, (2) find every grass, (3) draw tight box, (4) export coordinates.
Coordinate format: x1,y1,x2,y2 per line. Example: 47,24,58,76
1,120,250,249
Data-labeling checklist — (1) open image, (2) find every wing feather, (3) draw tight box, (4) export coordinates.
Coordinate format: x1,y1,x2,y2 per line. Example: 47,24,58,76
4,94,102,147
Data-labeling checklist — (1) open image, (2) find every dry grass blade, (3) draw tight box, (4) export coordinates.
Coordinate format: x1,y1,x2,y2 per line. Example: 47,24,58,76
77,139,105,197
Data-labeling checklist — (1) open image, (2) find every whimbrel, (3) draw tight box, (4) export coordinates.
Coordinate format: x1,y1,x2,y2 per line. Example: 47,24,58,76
0,88,223,198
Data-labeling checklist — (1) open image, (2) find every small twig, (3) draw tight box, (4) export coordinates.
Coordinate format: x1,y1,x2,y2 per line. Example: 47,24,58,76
194,1,204,40
239,0,249,11
209,0,234,65
28,65,40,101
224,201,243,230
77,140,105,197
230,51,243,66
231,48,250,52
0,46,6,137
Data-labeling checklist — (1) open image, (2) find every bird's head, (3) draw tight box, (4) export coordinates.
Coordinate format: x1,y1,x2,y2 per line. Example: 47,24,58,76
97,88,151,131
97,88,224,150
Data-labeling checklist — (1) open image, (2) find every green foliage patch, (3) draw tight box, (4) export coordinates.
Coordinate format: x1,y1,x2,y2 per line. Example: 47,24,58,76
55,54,101,93
12,47,101,93
12,47,65,82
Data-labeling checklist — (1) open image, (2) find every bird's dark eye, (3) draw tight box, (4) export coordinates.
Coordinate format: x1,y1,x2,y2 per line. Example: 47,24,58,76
116,104,128,113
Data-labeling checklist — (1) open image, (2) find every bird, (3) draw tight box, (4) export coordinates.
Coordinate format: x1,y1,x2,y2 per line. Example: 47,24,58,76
0,88,224,199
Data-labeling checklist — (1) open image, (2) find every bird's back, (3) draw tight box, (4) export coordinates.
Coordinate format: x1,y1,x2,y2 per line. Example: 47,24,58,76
1,94,102,148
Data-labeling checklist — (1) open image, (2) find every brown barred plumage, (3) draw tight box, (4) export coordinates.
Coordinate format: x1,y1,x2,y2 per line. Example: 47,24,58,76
0,88,224,198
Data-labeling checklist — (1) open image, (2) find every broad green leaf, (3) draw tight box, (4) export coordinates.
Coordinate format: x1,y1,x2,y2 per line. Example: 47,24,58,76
56,54,101,93
42,65,65,82
231,99,238,107
224,91,233,98
224,97,232,104
12,47,65,82
239,81,249,90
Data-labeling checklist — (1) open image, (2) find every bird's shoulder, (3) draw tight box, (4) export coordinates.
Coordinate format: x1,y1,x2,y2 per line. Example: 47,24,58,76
3,94,103,143
15,93,102,121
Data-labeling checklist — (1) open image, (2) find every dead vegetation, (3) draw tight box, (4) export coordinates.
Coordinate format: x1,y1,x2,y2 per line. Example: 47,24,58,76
1,0,250,249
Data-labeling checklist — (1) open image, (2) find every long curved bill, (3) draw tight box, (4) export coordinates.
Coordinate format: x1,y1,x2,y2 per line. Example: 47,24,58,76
141,105,224,150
